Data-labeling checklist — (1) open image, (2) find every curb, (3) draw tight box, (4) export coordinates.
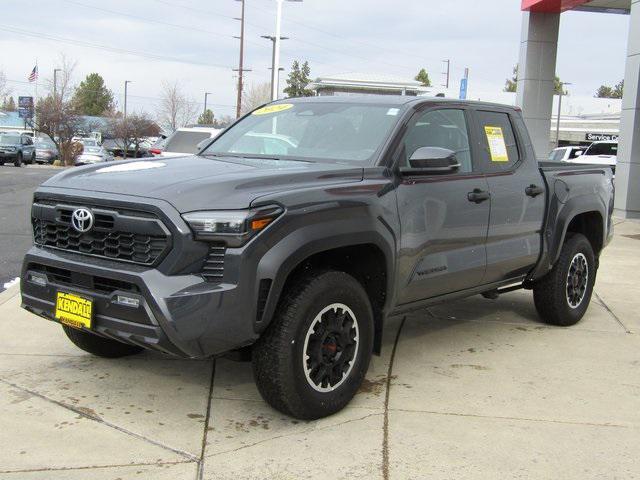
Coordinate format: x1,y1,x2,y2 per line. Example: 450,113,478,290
0,284,20,307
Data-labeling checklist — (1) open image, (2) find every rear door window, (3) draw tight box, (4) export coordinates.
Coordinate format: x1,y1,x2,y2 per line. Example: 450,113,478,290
475,111,520,173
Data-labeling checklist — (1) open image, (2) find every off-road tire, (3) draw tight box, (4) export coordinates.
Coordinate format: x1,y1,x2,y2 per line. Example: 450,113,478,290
62,325,144,358
252,270,374,420
533,233,596,326
30,152,36,164
14,153,22,167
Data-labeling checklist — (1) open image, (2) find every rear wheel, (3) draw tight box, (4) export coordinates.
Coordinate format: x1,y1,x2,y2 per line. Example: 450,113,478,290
252,270,374,420
62,325,144,358
533,233,596,326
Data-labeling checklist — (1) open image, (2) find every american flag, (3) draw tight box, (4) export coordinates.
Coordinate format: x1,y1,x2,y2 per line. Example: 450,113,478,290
28,65,38,82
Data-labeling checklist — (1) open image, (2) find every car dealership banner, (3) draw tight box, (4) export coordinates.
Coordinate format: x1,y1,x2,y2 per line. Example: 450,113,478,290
18,96,34,119
585,132,618,142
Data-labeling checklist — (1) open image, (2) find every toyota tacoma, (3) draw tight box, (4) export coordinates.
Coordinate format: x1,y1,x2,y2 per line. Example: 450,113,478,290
21,97,614,419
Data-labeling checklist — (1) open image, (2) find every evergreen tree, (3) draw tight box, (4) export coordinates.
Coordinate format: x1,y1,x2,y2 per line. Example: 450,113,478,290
72,73,115,116
198,109,215,125
2,96,16,111
283,60,314,98
415,68,432,87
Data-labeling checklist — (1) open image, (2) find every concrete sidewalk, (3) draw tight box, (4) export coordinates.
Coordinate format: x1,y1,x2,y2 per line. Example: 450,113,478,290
1,221,639,479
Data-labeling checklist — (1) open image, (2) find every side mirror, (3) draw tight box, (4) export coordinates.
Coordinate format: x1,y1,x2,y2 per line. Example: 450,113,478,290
400,147,460,175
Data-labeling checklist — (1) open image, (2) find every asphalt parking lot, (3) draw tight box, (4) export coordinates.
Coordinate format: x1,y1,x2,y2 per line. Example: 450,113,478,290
0,215,638,478
0,165,61,289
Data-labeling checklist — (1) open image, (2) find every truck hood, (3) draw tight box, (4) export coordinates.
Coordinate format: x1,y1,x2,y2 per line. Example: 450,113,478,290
41,155,364,212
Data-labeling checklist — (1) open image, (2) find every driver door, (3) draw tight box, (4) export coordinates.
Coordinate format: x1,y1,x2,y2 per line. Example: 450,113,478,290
395,107,490,305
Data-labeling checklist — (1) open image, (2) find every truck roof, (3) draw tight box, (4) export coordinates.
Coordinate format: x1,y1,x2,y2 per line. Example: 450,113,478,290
279,95,518,111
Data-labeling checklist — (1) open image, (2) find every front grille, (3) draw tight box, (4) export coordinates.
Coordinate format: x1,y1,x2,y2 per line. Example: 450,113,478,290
201,243,226,282
32,202,171,266
29,263,140,295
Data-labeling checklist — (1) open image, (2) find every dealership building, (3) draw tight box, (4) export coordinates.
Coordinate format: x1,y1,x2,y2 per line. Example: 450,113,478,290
518,0,639,218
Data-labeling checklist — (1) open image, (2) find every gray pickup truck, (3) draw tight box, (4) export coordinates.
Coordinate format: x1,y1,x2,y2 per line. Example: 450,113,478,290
21,97,614,419
0,133,36,166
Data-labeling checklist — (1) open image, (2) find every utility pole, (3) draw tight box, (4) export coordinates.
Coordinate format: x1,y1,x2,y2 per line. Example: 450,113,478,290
234,0,247,118
442,59,450,89
53,68,61,101
124,80,132,118
262,35,289,97
204,92,212,115
556,82,571,148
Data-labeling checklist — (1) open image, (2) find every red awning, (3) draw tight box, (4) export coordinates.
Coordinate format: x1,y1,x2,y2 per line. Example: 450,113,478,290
521,0,590,12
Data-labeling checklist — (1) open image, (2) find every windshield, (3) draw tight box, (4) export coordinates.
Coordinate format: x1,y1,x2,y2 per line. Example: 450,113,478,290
0,135,21,144
81,139,98,147
203,102,404,164
164,131,212,154
584,142,617,156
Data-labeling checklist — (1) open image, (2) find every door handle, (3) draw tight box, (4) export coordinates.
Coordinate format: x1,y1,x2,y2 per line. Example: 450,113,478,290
525,184,545,198
467,189,490,204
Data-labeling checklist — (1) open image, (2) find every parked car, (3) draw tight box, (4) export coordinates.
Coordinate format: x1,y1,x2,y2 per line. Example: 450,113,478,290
548,145,584,162
0,133,35,166
75,145,115,166
34,139,59,164
566,140,617,174
153,127,222,157
102,139,153,158
21,96,614,420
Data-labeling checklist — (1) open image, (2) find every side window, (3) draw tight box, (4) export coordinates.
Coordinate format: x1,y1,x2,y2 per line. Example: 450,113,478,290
402,109,473,173
476,111,520,172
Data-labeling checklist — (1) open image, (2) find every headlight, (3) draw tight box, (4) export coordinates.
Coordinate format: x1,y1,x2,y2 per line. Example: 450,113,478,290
182,205,283,247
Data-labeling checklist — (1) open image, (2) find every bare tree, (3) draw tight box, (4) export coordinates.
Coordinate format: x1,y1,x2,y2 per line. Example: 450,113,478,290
0,69,11,101
32,95,83,166
109,113,160,158
241,82,271,115
157,81,198,132
43,54,77,102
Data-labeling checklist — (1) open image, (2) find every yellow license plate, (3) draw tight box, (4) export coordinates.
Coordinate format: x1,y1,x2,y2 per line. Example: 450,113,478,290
55,292,93,329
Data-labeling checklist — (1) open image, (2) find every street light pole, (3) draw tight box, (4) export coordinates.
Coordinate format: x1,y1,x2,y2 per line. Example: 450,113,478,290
262,35,289,98
204,92,212,115
556,82,571,148
124,80,132,118
53,68,61,100
270,0,302,101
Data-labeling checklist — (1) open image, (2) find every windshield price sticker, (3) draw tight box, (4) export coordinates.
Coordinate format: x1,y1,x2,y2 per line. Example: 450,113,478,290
484,126,509,162
252,104,294,116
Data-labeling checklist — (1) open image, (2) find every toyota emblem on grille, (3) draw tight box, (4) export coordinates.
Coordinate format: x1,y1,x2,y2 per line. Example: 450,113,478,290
71,208,94,233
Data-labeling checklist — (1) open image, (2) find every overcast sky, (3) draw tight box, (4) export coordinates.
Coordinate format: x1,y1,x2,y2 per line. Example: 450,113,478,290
0,0,631,118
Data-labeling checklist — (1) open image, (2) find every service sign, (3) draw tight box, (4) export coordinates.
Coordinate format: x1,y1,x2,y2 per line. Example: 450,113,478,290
585,132,618,142
18,96,34,119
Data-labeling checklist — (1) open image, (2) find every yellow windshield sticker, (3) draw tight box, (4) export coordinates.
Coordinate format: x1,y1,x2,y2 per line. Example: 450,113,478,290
252,104,294,116
484,126,509,162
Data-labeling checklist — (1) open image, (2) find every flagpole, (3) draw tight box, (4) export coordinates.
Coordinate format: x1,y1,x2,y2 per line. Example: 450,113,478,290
34,59,38,136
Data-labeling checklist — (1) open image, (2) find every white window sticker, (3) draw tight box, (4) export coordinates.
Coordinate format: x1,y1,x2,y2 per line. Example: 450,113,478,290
386,108,400,116
484,126,509,162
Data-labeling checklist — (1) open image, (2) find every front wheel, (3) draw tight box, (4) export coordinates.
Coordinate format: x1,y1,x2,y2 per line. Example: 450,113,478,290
14,153,22,167
533,233,596,326
252,270,374,420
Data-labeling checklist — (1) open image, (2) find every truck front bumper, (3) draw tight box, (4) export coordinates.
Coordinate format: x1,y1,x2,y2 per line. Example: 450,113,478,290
21,246,259,359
